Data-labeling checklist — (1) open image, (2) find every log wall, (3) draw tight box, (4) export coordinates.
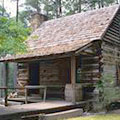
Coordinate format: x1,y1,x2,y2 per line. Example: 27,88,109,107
80,55,101,83
39,58,71,86
76,42,102,84
16,58,71,96
102,9,120,83
76,42,102,100
17,63,29,95
39,58,71,98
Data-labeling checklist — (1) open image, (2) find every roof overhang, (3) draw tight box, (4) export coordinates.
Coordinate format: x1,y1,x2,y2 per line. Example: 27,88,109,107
0,52,74,63
0,40,101,63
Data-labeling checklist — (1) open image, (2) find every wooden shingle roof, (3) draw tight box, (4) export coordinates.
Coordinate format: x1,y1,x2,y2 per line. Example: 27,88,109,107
0,5,119,62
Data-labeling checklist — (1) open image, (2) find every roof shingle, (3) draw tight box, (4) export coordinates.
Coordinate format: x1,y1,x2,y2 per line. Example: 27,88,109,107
0,5,119,62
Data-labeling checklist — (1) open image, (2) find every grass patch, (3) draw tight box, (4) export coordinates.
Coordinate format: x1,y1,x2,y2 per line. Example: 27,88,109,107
68,114,120,120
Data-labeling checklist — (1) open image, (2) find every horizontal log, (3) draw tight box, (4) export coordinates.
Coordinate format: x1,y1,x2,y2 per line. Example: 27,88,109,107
103,60,119,64
0,87,25,89
108,28,119,34
18,69,28,73
80,71,99,74
82,72,100,77
112,19,120,25
104,34,120,42
80,77,100,80
110,25,120,32
103,53,120,58
82,56,99,60
39,73,59,76
79,80,99,83
102,49,120,55
81,66,99,70
17,77,29,80
82,59,99,63
114,16,120,21
103,38,120,46
106,30,119,38
81,64,99,67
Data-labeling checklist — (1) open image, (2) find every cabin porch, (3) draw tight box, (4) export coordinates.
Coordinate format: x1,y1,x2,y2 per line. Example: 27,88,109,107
0,100,84,120
0,41,101,106
16,56,96,103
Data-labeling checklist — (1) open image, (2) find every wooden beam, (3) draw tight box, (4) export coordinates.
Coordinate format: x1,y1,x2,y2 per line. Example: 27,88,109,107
75,42,93,54
70,56,77,103
71,56,76,84
0,52,74,63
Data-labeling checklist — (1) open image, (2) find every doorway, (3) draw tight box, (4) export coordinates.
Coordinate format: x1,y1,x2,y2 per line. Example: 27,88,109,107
29,62,39,94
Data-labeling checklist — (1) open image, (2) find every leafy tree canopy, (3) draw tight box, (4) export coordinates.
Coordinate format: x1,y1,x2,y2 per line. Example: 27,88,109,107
0,5,9,17
0,17,31,56
19,9,32,27
25,0,41,12
23,0,118,24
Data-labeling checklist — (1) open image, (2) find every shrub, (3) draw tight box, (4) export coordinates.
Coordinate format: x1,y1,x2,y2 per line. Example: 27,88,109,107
95,74,120,110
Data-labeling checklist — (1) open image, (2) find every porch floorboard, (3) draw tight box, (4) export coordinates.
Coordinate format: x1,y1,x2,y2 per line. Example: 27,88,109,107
8,97,63,103
0,100,77,120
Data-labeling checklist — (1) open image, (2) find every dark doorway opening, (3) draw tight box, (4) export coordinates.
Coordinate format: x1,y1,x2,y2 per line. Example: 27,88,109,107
29,62,39,94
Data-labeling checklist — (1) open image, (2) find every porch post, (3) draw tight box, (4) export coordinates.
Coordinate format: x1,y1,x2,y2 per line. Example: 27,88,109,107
71,55,76,84
71,55,76,103
65,55,83,103
65,55,78,103
4,62,8,106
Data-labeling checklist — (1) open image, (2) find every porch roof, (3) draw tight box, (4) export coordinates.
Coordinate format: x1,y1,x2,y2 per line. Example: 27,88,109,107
0,5,119,62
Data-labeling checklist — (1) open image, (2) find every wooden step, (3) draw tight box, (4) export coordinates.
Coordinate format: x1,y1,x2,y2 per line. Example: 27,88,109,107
39,109,83,120
22,109,83,120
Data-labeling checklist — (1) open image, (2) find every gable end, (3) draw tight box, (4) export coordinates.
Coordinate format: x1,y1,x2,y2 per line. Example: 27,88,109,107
102,8,120,45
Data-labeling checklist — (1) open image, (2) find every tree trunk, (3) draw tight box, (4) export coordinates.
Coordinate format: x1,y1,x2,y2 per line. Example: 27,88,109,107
78,0,82,13
59,0,62,17
101,0,104,8
56,0,59,18
16,0,19,22
36,0,41,13
46,0,49,16
2,0,4,16
116,0,119,4
98,0,101,8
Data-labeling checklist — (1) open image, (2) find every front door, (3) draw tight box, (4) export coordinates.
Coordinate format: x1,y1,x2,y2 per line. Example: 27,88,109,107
29,62,39,94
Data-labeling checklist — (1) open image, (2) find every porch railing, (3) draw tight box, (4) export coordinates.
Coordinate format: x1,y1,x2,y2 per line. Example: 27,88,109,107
0,85,65,106
0,87,24,106
0,86,47,106
25,85,47,104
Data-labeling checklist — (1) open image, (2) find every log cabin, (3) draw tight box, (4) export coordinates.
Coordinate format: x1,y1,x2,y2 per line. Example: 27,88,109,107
0,5,120,104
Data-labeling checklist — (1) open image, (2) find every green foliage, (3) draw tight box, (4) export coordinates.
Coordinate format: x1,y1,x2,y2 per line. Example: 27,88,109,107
42,0,61,19
63,0,82,15
68,114,120,120
23,0,118,23
104,0,116,6
24,0,62,19
0,5,9,17
25,0,41,12
19,10,32,27
96,74,120,109
0,17,31,56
